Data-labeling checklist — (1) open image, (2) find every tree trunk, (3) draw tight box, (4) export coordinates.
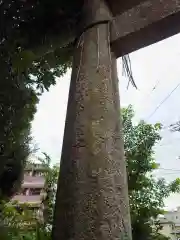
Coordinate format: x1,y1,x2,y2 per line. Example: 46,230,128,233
52,0,132,239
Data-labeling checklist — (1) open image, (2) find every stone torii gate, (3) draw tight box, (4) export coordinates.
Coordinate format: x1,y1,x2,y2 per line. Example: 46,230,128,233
52,0,180,239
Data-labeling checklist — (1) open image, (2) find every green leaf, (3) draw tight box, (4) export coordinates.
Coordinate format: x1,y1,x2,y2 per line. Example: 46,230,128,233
12,51,37,73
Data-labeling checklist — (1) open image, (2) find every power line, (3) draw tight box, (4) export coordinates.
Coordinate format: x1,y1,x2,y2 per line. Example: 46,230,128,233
155,172,180,175
151,80,160,92
122,55,137,89
158,139,180,146
158,168,180,172
147,82,180,120
140,80,161,102
154,170,180,176
154,168,180,176
125,130,180,152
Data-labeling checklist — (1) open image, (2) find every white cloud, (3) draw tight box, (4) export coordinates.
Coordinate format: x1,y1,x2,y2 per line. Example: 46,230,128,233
31,70,71,162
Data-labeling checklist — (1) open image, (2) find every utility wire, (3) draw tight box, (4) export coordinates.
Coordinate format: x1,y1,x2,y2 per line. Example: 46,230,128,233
152,80,160,92
125,129,180,161
158,168,180,172
122,55,138,89
158,138,180,146
156,172,180,175
154,169,180,176
125,130,179,152
147,82,180,120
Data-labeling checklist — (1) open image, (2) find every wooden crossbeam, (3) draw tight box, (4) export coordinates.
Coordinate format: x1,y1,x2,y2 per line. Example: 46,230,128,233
110,0,180,58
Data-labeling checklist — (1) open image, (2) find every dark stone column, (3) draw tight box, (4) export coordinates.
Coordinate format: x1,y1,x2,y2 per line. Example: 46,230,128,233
52,1,132,239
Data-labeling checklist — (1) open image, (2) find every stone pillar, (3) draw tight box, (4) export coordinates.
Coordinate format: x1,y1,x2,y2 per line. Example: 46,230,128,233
111,52,132,239
52,0,132,239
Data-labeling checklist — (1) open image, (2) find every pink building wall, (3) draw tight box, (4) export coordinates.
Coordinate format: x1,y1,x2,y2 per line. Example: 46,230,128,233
12,165,46,206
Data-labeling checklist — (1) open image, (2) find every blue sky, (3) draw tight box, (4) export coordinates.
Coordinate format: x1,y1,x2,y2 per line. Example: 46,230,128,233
31,33,180,210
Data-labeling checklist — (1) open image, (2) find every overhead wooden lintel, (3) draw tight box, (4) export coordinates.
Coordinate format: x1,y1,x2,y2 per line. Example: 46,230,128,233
110,0,180,58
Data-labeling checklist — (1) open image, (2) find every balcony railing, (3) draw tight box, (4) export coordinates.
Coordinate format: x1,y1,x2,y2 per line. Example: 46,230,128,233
12,195,42,205
22,175,45,188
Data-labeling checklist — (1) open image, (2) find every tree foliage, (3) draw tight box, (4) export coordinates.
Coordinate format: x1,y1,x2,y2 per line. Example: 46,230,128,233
122,106,179,240
0,0,76,199
0,60,38,198
37,153,59,228
0,0,80,89
0,0,72,199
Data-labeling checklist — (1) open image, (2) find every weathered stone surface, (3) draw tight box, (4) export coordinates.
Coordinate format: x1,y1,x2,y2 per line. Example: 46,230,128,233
52,1,132,239
106,0,144,16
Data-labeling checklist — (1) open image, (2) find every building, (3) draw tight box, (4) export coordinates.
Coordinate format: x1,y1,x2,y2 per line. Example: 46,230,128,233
158,207,180,240
12,162,46,219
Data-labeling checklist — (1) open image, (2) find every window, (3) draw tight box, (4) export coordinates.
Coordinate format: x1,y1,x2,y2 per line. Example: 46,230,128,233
22,188,28,195
32,170,43,176
25,170,33,176
30,188,42,195
17,189,23,195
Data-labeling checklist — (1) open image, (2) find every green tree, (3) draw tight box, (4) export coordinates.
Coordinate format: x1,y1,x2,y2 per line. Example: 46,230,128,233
0,0,76,90
0,44,39,199
37,153,59,228
122,106,179,240
0,0,73,200
0,73,38,199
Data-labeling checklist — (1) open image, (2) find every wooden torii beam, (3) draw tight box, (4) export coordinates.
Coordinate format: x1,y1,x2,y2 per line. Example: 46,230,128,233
52,1,180,240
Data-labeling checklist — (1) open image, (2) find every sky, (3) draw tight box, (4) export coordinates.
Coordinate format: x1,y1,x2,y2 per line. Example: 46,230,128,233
31,32,180,210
